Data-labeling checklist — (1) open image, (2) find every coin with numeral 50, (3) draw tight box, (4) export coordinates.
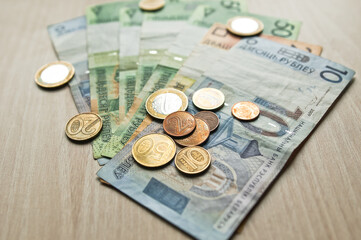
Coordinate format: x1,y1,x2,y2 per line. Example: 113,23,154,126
65,113,103,141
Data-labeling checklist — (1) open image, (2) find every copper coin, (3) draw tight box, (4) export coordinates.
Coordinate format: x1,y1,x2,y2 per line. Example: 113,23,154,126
194,111,219,132
231,101,260,120
163,111,196,137
174,118,210,147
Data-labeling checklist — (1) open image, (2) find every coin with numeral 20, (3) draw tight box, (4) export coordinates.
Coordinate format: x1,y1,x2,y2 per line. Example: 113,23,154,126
65,112,103,141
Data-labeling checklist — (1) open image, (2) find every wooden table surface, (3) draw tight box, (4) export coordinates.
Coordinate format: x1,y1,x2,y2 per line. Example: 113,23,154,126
1,0,360,239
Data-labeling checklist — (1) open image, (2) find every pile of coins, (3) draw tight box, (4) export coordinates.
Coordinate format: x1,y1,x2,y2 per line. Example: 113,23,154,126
131,87,260,175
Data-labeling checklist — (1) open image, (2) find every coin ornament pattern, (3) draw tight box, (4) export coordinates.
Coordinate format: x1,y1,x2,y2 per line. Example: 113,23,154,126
35,61,75,88
65,112,103,141
232,101,260,120
192,88,225,110
139,0,165,11
174,118,210,147
226,16,264,36
132,133,176,167
175,146,211,174
146,88,188,119
163,111,196,137
194,111,219,132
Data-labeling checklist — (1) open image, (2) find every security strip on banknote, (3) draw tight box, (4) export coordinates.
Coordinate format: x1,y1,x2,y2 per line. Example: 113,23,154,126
98,38,354,240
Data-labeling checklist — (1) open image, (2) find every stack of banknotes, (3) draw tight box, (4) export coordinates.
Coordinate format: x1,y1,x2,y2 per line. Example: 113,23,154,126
47,0,355,239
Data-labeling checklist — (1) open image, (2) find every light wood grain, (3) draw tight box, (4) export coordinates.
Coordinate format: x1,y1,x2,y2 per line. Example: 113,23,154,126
0,0,360,239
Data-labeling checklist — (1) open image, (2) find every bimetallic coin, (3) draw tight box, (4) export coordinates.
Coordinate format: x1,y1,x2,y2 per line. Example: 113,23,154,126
226,16,264,37
192,88,225,110
139,0,165,11
163,111,196,137
132,133,176,167
232,101,260,120
175,118,210,147
35,61,75,88
175,146,211,174
146,88,188,119
65,112,102,141
195,111,219,132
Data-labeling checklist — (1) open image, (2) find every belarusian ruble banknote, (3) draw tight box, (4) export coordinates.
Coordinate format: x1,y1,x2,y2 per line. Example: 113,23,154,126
118,7,143,120
172,22,321,89
86,1,138,158
47,16,90,113
145,2,302,109
97,38,354,240
100,0,248,158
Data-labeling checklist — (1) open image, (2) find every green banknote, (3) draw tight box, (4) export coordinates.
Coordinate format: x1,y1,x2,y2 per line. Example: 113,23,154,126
47,17,90,113
101,0,248,158
86,1,138,158
97,38,354,240
118,7,143,120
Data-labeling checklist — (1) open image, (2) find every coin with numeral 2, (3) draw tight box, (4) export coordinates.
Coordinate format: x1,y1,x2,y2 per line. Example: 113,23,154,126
65,112,103,141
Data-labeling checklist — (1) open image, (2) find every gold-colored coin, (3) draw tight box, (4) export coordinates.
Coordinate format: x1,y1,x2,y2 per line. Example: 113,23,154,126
175,146,211,174
146,88,188,119
35,61,75,88
139,0,165,11
132,133,176,167
192,88,225,110
65,112,103,141
226,16,264,37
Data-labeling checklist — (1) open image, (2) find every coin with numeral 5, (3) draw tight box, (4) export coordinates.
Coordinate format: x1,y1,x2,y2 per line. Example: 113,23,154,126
65,113,103,141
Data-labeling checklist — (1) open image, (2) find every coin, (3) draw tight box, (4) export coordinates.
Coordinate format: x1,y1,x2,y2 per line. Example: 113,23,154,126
192,88,225,110
139,0,165,11
146,88,188,119
163,111,196,137
35,61,75,88
231,101,260,120
65,112,103,141
226,16,264,37
132,133,176,167
175,146,211,174
174,118,210,147
194,111,219,132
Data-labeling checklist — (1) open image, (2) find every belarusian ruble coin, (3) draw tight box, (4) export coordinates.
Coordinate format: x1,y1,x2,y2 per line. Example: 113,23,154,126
232,101,260,120
139,0,165,11
192,88,225,110
163,111,196,137
174,118,210,147
227,16,264,37
194,111,219,132
132,133,176,167
35,61,75,88
65,112,102,141
146,88,188,119
175,146,211,174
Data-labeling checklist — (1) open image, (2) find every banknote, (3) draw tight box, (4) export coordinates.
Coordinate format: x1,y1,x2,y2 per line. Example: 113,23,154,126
100,0,248,158
47,16,90,113
86,1,138,158
118,7,143,120
97,38,354,240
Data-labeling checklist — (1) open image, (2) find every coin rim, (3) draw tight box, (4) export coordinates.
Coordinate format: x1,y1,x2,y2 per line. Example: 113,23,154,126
174,117,210,147
192,88,225,110
35,61,75,88
139,0,165,11
175,146,211,174
132,133,177,167
145,88,188,119
65,112,103,141
194,111,220,132
231,101,260,120
163,111,196,137
226,16,264,37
